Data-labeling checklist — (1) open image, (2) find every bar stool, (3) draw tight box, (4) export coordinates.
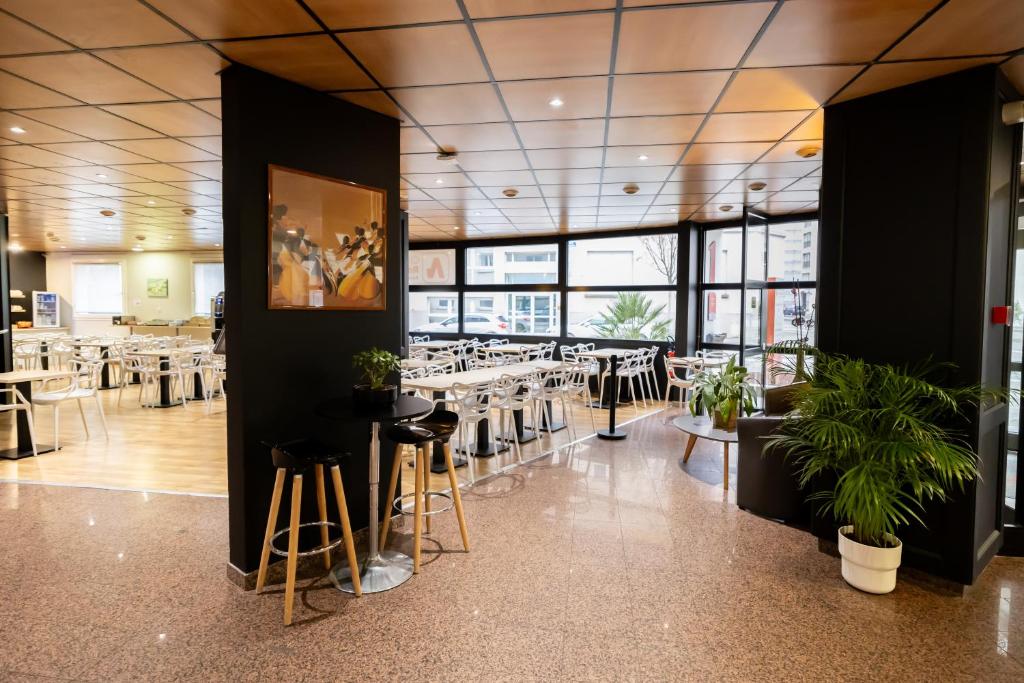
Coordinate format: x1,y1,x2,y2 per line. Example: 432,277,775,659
255,438,362,625
379,408,469,573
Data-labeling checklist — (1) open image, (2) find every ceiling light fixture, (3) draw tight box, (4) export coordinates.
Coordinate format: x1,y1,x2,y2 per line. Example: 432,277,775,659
637,154,649,161
132,246,143,252
623,183,639,195
9,126,25,134
548,97,564,108
286,229,297,235
9,243,23,252
214,243,221,247
435,178,444,184
96,173,108,179
502,188,519,198
796,145,820,158
146,200,156,205
181,208,196,216
719,204,734,212
748,181,767,191
100,210,115,217
436,150,458,164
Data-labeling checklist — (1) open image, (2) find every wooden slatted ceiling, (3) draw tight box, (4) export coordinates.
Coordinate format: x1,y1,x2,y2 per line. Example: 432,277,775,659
0,0,1021,250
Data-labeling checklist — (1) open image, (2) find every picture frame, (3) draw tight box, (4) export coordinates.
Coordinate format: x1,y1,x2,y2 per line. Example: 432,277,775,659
267,164,387,311
146,278,169,298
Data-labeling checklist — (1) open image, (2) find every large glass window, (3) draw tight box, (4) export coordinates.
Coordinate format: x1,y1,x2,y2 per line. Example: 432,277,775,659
701,290,741,345
567,291,675,341
466,244,558,285
768,221,818,281
568,234,677,286
192,262,224,316
465,292,559,336
72,262,123,315
409,248,456,286
702,227,743,284
409,292,459,333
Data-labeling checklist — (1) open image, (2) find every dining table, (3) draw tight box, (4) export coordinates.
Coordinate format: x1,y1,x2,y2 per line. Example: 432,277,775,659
130,345,210,407
409,340,460,351
402,359,564,471
400,358,434,370
579,347,640,409
0,368,72,459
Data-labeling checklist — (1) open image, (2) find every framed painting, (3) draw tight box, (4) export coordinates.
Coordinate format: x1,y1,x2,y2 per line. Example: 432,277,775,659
268,164,386,310
147,278,168,298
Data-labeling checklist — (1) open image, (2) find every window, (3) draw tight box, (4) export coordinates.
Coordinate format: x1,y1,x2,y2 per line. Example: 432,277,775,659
72,263,123,315
466,244,558,285
769,221,818,281
702,228,743,284
465,292,559,336
569,234,677,286
192,262,224,316
803,231,812,248
409,248,455,286
409,292,458,333
567,291,675,341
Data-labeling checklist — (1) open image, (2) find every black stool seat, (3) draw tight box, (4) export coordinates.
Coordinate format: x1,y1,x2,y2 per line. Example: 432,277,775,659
385,408,458,444
268,437,347,470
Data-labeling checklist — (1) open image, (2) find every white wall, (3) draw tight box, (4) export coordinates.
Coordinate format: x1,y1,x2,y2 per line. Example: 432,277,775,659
44,251,223,336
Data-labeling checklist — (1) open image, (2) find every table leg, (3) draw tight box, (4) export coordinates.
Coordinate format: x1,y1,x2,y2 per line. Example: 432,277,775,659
142,358,181,408
683,434,698,463
39,342,49,370
331,420,414,594
99,358,112,389
0,380,56,459
456,395,507,459
430,390,465,474
723,442,729,490
192,369,205,400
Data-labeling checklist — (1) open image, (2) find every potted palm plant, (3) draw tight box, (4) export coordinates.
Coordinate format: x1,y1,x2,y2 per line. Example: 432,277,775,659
352,347,400,406
688,356,757,430
765,354,991,594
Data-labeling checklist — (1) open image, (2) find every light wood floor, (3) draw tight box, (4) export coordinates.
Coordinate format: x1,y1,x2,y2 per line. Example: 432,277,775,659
0,382,666,496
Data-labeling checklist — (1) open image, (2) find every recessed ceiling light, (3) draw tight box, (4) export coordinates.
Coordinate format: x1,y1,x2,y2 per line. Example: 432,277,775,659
286,229,297,235
502,188,519,198
165,235,173,239
796,145,820,158
637,154,649,161
623,183,639,195
719,204,734,212
435,178,444,184
748,181,767,191
59,245,66,249
96,173,108,179
146,200,156,205
9,243,23,252
132,246,144,252
9,126,25,134
181,208,196,216
214,243,221,247
100,209,115,217
548,97,564,108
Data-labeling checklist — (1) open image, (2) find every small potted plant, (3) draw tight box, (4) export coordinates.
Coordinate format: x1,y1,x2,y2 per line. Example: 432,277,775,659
688,356,757,430
352,347,400,406
765,354,993,594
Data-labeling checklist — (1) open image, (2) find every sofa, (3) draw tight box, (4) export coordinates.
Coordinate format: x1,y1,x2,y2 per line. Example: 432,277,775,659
735,382,809,525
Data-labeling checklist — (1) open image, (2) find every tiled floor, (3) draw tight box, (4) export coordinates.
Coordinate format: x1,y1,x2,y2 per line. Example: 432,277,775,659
3,414,1024,681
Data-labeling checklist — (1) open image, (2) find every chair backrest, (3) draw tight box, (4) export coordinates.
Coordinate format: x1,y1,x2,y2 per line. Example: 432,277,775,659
451,382,492,418
560,346,579,363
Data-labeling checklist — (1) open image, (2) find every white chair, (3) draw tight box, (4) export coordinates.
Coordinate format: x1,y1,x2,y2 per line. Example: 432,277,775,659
643,346,661,401
492,373,538,464
450,382,495,483
563,361,597,437
427,350,459,374
599,351,644,411
13,341,39,370
32,360,108,450
169,349,205,410
0,386,37,457
664,357,698,411
531,367,572,437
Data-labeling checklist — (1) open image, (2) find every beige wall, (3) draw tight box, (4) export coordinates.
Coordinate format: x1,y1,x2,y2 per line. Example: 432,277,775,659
44,251,222,336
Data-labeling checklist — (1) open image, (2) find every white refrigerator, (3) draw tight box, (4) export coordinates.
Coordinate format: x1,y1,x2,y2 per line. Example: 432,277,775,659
32,291,60,328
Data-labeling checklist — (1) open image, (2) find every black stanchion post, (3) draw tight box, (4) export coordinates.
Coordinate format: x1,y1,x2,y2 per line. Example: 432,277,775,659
597,354,628,441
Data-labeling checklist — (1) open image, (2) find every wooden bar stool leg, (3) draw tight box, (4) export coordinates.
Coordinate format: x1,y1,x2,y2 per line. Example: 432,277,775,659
314,464,331,570
423,443,432,535
379,443,404,550
443,442,470,552
413,446,424,574
329,465,362,597
256,468,286,594
283,473,303,626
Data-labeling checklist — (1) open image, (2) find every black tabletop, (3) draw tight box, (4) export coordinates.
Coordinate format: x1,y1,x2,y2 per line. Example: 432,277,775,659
316,394,432,423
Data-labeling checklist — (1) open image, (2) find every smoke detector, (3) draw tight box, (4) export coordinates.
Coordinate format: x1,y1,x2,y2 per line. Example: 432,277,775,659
181,208,196,216
719,204,734,212
622,183,639,195
436,150,458,164
502,188,519,198
748,181,767,191
99,209,115,217
135,235,146,241
796,145,820,158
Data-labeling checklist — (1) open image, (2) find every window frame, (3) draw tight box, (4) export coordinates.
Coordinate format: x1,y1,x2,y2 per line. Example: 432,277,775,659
191,259,224,318
71,259,126,318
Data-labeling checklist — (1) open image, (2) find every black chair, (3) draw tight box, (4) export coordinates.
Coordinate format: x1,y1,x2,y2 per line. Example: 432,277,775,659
255,438,361,625
381,407,469,573
736,383,810,525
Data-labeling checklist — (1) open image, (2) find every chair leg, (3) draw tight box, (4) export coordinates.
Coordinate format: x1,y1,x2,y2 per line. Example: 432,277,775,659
443,442,470,551
329,465,361,597
422,443,432,535
24,407,38,458
379,443,404,550
256,468,286,593
53,405,60,451
76,399,89,438
94,394,108,440
413,447,425,574
587,395,597,433
283,473,302,626
314,464,331,571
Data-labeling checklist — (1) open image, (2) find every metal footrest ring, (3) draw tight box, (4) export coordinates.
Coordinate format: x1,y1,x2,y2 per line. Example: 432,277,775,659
393,491,454,517
269,520,346,558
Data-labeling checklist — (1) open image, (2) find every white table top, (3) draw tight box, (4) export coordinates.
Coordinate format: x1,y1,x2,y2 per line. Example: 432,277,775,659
402,360,563,391
671,414,739,443
400,358,434,369
0,369,72,383
579,347,639,359
488,342,541,353
409,340,459,350
129,345,209,357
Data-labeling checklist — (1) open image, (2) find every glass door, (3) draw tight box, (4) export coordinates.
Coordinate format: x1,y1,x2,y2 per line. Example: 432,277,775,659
741,209,769,394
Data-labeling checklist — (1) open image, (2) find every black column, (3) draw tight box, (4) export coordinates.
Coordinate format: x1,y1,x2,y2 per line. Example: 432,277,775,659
818,65,1022,585
0,216,13,373
221,65,403,574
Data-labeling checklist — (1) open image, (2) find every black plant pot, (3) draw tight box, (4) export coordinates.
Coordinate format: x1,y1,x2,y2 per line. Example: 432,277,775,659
352,384,398,407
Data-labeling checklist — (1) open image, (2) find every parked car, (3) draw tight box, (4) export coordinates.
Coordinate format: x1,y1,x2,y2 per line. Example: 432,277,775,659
416,313,510,334
783,304,805,317
567,317,603,338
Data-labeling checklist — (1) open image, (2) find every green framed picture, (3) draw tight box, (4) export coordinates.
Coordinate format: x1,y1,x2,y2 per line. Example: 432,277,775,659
147,278,169,298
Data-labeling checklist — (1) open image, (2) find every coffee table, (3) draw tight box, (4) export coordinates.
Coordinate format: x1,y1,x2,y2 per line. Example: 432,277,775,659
672,414,739,490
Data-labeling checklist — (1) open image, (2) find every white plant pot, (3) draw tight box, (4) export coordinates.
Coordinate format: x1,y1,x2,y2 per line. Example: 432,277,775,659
837,525,902,594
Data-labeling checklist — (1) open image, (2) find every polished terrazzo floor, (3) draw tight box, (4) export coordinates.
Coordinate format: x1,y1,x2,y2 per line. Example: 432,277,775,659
3,413,1024,682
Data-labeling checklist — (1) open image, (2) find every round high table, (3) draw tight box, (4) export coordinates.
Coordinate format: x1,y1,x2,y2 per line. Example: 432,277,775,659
672,414,739,490
316,395,432,594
